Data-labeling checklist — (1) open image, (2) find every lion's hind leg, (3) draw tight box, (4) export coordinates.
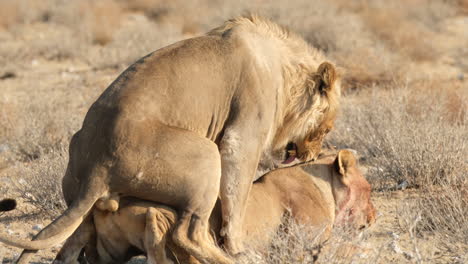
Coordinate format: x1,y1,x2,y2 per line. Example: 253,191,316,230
159,132,232,264
134,127,232,264
172,209,232,264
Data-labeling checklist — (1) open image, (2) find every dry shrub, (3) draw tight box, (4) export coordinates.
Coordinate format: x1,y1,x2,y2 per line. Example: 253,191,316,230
396,189,468,262
0,0,19,30
239,193,466,264
0,74,91,163
4,149,67,219
0,94,80,162
327,83,467,261
329,84,467,189
239,216,378,264
317,227,379,264
417,187,467,240
444,86,467,124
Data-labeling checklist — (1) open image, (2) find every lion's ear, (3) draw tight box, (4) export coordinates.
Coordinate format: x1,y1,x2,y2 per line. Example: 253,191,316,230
335,149,357,184
315,62,337,93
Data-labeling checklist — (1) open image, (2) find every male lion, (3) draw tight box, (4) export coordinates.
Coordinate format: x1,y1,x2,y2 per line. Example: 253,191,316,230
0,15,340,264
53,150,375,264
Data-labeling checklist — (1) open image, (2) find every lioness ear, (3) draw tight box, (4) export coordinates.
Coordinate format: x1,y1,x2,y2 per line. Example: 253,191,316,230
336,149,356,176
315,62,337,93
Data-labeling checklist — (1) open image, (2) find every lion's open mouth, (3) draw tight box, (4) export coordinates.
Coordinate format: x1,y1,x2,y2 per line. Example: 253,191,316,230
283,142,298,164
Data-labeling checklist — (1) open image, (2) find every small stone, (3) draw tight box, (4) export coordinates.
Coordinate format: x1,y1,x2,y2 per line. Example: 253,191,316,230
396,180,408,190
0,144,9,153
18,178,27,185
32,224,43,231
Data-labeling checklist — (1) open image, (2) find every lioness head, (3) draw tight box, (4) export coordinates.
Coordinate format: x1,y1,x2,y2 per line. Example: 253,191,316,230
332,150,376,229
269,62,340,169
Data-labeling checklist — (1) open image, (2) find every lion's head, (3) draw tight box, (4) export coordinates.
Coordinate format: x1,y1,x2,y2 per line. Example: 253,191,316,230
266,61,340,169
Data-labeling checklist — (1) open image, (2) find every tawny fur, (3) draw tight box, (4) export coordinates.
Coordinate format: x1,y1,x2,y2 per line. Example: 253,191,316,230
1,15,340,264
54,150,375,264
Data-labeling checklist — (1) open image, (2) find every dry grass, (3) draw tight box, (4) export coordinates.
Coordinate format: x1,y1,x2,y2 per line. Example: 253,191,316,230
361,7,437,61
239,216,386,264
0,0,467,263
326,83,467,261
328,85,467,189
247,0,403,89
6,150,67,219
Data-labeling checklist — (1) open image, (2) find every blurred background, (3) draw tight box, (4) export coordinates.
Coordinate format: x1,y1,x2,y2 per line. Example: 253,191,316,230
0,0,467,263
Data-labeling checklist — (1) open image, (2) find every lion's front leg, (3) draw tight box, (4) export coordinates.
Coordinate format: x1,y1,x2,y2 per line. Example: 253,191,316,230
219,128,264,255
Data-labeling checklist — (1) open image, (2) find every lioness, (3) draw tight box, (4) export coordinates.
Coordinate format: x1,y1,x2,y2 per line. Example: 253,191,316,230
1,15,340,264
54,150,375,264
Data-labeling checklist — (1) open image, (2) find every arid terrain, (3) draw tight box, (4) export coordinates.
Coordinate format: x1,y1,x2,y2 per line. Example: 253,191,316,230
0,0,467,263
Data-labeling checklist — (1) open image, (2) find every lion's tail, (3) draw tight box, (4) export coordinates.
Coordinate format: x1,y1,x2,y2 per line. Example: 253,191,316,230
0,168,107,250
0,198,17,212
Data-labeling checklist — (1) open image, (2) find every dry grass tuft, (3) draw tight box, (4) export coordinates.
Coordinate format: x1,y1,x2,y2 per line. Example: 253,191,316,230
395,190,468,262
12,151,67,219
1,150,67,220
239,217,380,264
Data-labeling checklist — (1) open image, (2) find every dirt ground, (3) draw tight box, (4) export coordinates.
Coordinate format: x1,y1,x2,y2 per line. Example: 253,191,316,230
0,0,467,263
2,190,464,263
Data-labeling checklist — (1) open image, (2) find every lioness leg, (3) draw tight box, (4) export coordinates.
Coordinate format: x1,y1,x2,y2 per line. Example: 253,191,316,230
53,215,95,264
145,207,174,264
